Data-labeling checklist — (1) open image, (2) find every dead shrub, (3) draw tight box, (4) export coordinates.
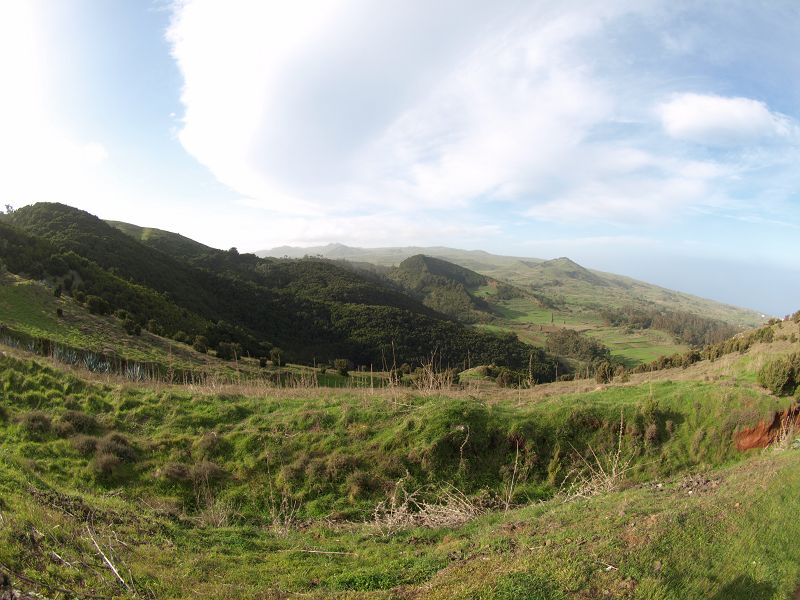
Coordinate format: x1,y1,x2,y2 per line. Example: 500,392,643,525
21,411,51,439
373,483,487,532
92,452,122,477
71,435,98,456
53,420,76,438
59,410,98,434
159,462,192,483
96,432,137,462
191,460,228,484
560,412,637,502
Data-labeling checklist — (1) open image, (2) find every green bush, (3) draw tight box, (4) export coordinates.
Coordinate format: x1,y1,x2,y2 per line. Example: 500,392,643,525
757,354,799,396
85,295,111,315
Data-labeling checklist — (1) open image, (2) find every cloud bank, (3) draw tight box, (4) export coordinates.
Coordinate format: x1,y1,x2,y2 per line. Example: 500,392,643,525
165,0,799,244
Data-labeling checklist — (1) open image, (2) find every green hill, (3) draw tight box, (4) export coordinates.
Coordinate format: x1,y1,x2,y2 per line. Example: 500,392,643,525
259,243,763,328
1,203,545,372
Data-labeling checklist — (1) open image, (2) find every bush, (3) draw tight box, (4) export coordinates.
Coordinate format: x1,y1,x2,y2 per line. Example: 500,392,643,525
191,460,228,484
123,317,141,336
160,462,192,483
270,347,283,366
71,434,98,456
92,452,122,477
757,354,799,396
217,342,242,361
594,361,615,384
0,404,8,422
60,410,98,434
85,295,111,315
192,335,209,354
56,307,63,318
173,331,190,344
53,420,75,438
96,432,137,462
21,411,51,439
334,358,350,377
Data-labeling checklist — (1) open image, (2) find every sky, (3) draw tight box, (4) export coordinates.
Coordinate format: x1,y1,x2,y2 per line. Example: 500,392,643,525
1,0,799,315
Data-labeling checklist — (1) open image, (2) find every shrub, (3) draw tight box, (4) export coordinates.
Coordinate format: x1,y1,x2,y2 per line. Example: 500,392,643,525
53,420,75,438
160,462,192,483
757,354,799,396
334,358,350,377
71,435,98,456
270,347,283,366
85,295,111,315
192,335,209,354
60,410,98,434
73,290,86,303
56,308,63,318
21,411,51,439
53,286,62,298
594,361,615,384
92,452,122,477
174,331,190,344
216,342,242,361
146,320,163,336
96,432,137,462
123,317,141,336
0,404,8,422
191,461,228,484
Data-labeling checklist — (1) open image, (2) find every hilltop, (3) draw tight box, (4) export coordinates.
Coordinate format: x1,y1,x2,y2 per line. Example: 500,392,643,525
258,243,764,328
0,203,547,376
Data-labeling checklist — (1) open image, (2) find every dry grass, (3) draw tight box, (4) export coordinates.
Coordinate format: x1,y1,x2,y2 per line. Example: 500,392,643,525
559,412,636,502
373,483,487,533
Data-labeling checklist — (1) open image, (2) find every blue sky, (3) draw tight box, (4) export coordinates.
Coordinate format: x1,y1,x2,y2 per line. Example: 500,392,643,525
1,1,799,315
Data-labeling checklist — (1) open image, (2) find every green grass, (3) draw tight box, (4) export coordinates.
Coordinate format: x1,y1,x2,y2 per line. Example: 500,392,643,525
0,345,797,598
0,277,232,373
477,296,689,367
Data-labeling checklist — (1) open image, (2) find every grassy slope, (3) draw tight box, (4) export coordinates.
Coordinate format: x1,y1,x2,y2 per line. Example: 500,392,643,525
1,322,799,598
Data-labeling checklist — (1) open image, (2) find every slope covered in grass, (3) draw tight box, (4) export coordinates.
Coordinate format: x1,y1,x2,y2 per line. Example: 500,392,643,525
1,321,798,598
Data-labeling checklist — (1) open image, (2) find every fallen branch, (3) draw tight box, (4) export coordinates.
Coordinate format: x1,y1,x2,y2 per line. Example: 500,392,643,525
85,526,132,593
289,549,358,556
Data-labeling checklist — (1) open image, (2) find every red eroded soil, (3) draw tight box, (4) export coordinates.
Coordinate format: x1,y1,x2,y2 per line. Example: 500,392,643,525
735,402,800,450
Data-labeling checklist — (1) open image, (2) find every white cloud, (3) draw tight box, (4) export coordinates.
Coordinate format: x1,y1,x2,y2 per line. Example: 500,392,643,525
166,1,637,217
165,0,800,244
658,93,795,145
0,1,109,209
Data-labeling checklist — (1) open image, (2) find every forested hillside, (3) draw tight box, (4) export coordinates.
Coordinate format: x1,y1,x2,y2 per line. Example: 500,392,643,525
0,203,546,372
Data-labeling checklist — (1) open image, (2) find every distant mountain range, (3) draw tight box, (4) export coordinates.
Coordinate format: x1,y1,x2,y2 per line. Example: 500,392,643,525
258,244,764,328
